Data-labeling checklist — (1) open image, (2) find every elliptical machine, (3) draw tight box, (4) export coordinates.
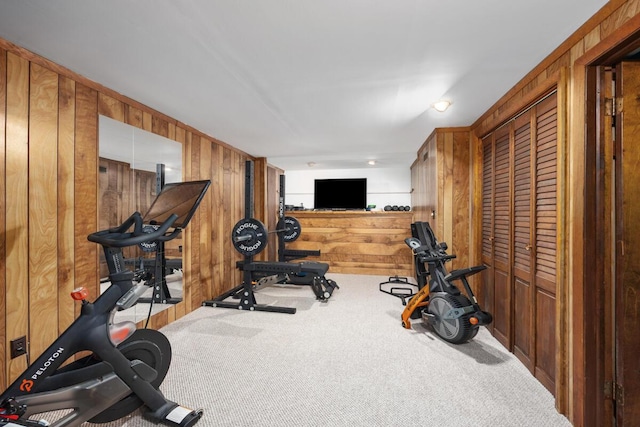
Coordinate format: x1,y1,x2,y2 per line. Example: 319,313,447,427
0,180,210,427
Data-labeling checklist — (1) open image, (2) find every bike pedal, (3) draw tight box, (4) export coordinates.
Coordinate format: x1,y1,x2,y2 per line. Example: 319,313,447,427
148,404,203,427
166,407,203,427
421,311,436,325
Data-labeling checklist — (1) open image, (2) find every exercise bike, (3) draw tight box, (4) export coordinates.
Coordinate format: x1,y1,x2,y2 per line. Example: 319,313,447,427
0,180,210,427
401,221,492,344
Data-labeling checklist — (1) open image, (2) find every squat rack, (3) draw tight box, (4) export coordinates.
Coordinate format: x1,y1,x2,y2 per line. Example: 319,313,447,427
202,160,296,314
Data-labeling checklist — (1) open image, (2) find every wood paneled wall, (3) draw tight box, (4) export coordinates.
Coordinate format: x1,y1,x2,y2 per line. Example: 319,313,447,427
411,127,472,274
285,211,414,276
0,40,255,388
409,1,640,425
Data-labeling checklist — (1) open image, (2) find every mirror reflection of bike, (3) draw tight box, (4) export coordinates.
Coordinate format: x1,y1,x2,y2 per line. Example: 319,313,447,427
0,180,210,427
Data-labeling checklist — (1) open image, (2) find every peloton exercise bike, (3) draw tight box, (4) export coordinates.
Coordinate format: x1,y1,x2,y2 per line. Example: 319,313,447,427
0,180,210,427
401,221,492,344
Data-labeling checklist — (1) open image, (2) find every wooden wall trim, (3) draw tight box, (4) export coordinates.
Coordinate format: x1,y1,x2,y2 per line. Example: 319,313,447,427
0,48,7,390
473,74,559,138
576,7,640,65
554,67,569,415
471,0,625,133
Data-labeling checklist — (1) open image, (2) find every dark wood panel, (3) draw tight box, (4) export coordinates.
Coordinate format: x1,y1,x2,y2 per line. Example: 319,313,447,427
513,277,532,370
513,119,532,273
479,91,558,398
494,128,511,266
481,264,494,327
534,92,558,396
493,265,510,348
481,135,494,330
535,288,556,394
482,136,493,260
513,113,533,371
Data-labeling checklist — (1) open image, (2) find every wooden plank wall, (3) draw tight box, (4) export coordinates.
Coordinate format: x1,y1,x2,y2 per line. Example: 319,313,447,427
285,211,414,276
470,2,640,424
0,40,252,388
408,1,640,424
411,128,472,274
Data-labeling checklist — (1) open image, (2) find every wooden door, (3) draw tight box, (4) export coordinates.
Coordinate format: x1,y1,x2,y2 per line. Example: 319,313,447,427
481,134,495,332
614,61,640,426
512,113,534,371
492,125,512,348
533,93,558,393
480,92,558,395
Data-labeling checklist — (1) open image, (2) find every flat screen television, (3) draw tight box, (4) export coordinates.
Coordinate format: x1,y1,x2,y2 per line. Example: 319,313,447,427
314,178,367,210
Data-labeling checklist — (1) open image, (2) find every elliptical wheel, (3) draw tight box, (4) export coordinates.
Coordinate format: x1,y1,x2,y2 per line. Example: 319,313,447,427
89,329,172,423
426,292,477,344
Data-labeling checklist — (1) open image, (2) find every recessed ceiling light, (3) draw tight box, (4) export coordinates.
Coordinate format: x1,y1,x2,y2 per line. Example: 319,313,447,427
307,161,316,167
368,160,376,166
432,100,451,112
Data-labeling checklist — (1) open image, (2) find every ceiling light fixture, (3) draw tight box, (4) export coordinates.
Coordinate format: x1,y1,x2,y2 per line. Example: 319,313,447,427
307,161,316,167
432,100,451,112
368,160,376,166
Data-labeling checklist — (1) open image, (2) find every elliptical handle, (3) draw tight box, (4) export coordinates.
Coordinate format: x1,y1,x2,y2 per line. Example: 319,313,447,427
88,212,179,248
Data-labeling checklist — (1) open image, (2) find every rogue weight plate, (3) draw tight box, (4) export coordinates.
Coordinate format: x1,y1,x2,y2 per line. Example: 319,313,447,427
139,224,161,252
282,216,302,242
232,218,268,256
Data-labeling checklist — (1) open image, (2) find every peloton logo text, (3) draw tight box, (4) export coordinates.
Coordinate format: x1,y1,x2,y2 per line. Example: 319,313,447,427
31,347,65,381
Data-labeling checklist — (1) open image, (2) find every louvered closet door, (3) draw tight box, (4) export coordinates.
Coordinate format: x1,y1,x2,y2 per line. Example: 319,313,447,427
492,125,512,348
481,134,494,330
533,93,557,393
480,92,558,395
513,113,534,371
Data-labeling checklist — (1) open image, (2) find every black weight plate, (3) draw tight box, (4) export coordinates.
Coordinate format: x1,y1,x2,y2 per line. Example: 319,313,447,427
139,224,161,252
282,216,302,242
231,218,268,256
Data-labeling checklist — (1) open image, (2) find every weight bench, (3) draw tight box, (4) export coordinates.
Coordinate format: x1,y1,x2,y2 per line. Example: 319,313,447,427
204,160,339,315
242,261,338,301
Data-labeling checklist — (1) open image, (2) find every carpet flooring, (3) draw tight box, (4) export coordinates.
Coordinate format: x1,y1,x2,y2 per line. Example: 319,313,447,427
88,273,570,427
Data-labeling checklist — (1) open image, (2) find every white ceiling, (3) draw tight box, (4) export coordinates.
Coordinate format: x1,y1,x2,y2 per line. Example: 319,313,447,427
0,1,607,171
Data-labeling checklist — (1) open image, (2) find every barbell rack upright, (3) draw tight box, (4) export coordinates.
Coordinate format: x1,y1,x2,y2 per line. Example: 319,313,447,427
202,160,296,314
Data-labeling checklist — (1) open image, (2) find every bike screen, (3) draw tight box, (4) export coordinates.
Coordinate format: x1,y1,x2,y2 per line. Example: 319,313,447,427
142,180,211,229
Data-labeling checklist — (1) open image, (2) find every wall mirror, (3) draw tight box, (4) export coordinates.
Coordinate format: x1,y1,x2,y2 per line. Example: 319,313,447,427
98,115,183,322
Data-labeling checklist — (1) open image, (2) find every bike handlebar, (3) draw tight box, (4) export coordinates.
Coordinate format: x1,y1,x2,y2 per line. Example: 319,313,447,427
418,253,456,263
87,212,181,248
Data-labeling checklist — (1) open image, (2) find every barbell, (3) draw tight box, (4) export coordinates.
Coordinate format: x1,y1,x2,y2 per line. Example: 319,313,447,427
231,216,302,256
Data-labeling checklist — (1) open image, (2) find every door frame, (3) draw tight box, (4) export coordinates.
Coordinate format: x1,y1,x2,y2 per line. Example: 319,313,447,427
581,26,640,427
